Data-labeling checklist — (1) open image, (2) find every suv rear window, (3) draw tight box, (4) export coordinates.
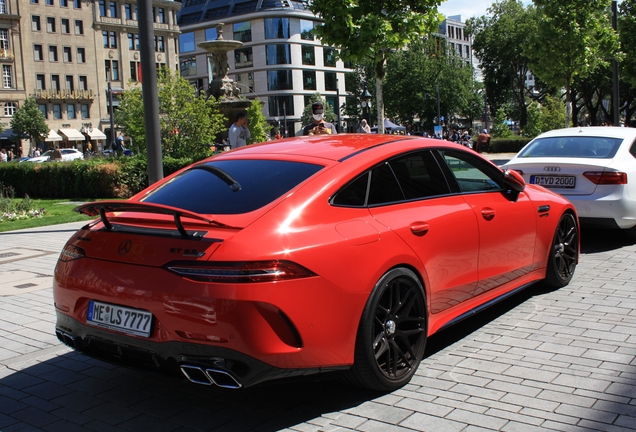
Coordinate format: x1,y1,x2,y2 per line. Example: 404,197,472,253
142,160,323,214
519,136,622,159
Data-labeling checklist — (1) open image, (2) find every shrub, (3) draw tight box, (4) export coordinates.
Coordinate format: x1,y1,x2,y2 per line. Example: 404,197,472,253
489,137,531,153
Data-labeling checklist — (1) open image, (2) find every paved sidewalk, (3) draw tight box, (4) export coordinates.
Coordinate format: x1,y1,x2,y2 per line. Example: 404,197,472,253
1,218,635,431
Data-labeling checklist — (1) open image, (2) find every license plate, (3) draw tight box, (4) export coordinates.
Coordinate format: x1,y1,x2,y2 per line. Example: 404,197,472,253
87,300,153,337
530,175,576,188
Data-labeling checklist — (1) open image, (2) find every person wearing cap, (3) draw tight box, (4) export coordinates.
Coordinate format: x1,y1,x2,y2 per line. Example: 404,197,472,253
303,102,337,136
476,128,491,153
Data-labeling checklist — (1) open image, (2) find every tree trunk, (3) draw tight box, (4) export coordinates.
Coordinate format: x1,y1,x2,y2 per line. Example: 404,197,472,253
375,57,385,135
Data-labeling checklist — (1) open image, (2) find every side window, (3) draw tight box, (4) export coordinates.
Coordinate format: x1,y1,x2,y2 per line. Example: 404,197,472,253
388,151,451,199
332,173,369,207
439,149,502,193
368,162,404,205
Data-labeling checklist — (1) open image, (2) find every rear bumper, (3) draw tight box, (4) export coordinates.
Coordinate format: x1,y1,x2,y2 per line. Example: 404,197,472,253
55,312,346,388
566,193,636,229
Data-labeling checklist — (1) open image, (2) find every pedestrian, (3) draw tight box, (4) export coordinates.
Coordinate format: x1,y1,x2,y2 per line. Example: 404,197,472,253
476,128,491,153
358,119,371,133
0,149,7,162
302,102,337,136
228,111,251,149
115,134,125,156
52,145,63,161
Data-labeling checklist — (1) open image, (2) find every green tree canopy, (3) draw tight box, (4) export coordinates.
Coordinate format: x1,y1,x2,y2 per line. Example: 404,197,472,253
10,98,49,150
619,0,636,88
309,0,442,133
115,68,226,159
246,99,271,143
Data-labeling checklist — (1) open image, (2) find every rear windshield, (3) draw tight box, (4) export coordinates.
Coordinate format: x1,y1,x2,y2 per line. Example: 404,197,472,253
142,160,324,214
518,136,623,159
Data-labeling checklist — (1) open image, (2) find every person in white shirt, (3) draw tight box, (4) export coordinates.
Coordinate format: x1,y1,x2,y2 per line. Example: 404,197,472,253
228,111,251,149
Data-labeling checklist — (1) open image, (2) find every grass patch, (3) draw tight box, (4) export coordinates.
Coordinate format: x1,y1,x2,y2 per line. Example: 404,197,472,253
0,199,96,232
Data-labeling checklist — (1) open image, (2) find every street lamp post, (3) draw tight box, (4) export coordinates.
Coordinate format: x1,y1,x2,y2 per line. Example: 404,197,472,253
360,87,372,123
107,77,115,152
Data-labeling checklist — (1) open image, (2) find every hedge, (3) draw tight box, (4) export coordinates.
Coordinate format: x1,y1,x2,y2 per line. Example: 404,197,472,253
0,156,194,199
489,137,532,153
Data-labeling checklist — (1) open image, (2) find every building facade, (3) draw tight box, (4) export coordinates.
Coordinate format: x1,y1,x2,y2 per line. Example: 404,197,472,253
176,0,351,136
0,0,180,155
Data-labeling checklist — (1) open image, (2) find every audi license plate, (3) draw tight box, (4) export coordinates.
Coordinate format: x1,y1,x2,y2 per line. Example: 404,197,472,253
530,175,576,188
87,300,153,337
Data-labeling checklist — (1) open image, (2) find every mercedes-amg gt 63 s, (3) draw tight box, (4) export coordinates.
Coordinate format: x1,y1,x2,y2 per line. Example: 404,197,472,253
53,135,579,391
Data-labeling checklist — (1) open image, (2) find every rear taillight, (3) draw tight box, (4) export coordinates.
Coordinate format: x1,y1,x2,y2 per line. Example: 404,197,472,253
165,260,316,283
583,171,627,185
59,244,86,262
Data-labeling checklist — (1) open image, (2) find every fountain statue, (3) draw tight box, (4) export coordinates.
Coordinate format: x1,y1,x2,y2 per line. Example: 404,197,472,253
198,23,253,129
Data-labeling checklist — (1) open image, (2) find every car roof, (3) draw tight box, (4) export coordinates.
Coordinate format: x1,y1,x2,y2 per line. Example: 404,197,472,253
536,126,636,140
212,134,417,162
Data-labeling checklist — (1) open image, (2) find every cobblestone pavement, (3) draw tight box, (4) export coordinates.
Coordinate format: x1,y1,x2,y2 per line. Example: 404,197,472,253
1,206,635,431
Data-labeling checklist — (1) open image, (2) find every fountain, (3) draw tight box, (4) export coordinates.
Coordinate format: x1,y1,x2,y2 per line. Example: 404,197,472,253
198,23,253,130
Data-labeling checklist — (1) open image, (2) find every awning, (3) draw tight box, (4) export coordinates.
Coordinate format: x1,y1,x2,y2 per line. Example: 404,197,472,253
86,128,107,140
45,130,63,142
59,128,85,141
0,128,15,141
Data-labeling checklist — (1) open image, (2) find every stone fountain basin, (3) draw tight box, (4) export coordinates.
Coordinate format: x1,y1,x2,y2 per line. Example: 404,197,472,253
198,40,243,53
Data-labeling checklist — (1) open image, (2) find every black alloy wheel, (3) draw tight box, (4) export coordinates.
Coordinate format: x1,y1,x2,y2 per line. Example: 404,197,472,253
348,268,427,391
545,212,578,288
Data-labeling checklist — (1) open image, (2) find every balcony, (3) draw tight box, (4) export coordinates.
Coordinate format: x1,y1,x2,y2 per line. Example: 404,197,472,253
34,89,95,100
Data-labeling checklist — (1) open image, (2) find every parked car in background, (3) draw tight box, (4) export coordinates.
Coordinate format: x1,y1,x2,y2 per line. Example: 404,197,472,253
504,127,636,230
53,135,579,391
27,148,84,163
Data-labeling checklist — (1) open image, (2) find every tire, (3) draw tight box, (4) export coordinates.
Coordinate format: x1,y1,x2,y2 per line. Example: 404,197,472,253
545,212,578,288
347,268,427,391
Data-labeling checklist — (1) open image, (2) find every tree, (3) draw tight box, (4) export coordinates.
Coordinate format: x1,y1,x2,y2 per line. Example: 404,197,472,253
10,98,49,153
619,0,636,88
116,68,226,159
309,0,442,133
525,0,619,127
467,0,537,129
246,99,271,143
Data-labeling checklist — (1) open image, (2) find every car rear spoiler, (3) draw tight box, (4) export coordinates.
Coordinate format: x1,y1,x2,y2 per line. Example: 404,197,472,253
75,201,236,238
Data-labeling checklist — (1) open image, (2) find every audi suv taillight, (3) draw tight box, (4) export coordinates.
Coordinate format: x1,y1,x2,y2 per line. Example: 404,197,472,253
583,171,627,185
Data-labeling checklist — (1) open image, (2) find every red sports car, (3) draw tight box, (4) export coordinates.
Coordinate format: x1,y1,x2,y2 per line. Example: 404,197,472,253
53,135,579,391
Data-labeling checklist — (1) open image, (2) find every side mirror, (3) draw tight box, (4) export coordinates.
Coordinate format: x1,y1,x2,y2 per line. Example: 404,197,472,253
501,169,525,193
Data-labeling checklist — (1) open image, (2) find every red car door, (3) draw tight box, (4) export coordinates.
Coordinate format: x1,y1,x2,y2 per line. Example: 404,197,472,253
438,150,537,297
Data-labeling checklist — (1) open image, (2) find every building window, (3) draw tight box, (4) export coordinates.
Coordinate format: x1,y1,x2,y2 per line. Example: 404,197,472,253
38,104,47,118
179,57,197,77
32,16,41,32
75,20,83,35
31,0,39,3
325,71,337,91
73,0,81,8
233,22,251,42
63,46,72,62
103,31,117,48
36,74,46,90
323,48,336,67
0,30,9,50
266,44,291,65
34,45,43,61
268,96,293,119
105,60,119,80
158,8,165,23
264,18,290,39
234,47,253,69
125,3,134,20
235,73,254,93
300,20,314,40
53,104,62,119
65,75,73,90
205,27,217,41
152,6,156,22
51,74,60,91
67,104,76,119
2,65,11,89
4,102,17,116
267,70,292,91
47,17,56,32
0,0,6,13
128,33,139,50
302,45,315,65
79,75,87,90
49,45,58,62
46,0,54,6
130,61,140,81
303,71,316,90
77,47,85,63
99,0,106,16
60,0,68,7
81,104,89,119
155,36,165,52
109,1,117,17
179,32,195,52
61,18,70,34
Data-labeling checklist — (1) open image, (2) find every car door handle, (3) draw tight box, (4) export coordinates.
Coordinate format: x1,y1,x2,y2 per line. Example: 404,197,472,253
410,222,430,237
481,208,496,221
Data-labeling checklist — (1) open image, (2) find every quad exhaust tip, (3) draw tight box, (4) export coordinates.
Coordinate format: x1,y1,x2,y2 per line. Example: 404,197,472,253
180,365,242,389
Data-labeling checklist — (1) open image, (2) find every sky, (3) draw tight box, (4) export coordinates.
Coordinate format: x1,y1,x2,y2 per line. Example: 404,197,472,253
438,0,623,21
